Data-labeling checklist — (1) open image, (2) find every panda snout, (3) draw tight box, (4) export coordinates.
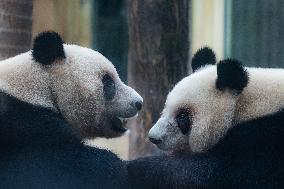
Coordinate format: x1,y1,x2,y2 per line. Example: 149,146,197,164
149,136,162,145
135,100,142,111
117,85,143,117
116,100,143,119
121,84,143,112
128,100,143,114
148,125,164,145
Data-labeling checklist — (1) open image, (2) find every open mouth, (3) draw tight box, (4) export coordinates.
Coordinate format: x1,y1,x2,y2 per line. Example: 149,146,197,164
111,117,128,133
111,114,138,133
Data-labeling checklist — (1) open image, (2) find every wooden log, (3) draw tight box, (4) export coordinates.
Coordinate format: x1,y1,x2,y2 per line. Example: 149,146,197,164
128,0,190,159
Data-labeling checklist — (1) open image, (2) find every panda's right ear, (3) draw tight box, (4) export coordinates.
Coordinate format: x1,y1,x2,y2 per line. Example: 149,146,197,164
191,47,216,72
216,59,249,94
32,31,66,65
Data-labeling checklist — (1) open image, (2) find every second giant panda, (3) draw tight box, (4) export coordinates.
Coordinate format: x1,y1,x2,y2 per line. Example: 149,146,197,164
127,47,284,189
0,31,142,189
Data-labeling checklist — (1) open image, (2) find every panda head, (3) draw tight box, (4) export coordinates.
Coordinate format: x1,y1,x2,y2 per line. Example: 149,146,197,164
148,47,249,152
3,31,143,139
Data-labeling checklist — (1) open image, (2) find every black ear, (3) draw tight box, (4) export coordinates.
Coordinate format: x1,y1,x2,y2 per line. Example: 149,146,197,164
32,31,66,65
192,47,216,72
216,59,249,94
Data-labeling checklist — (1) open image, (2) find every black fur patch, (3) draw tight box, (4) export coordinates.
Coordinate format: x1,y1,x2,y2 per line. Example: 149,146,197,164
192,47,216,72
32,31,66,65
176,109,191,135
102,74,116,101
216,59,249,93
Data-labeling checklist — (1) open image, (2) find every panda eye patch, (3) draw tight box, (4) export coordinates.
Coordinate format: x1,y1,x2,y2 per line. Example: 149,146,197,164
176,109,191,135
102,74,116,101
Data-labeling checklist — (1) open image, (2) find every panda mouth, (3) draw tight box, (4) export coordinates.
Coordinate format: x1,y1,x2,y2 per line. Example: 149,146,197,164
111,115,138,133
111,117,128,133
111,112,139,133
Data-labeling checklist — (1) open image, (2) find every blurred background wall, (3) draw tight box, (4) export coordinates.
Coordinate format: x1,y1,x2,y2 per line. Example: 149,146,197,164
192,0,224,62
0,0,33,60
226,0,284,68
0,0,283,160
33,0,92,47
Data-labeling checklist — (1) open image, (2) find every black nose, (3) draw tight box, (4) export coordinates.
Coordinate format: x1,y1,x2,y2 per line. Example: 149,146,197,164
149,136,162,145
135,101,142,111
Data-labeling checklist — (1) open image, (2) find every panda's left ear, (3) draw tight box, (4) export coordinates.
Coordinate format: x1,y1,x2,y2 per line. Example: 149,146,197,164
216,59,249,94
32,31,66,65
191,47,216,72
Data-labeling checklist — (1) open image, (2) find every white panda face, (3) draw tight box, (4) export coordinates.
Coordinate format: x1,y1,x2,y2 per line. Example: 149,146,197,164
15,32,144,139
49,44,143,138
149,67,238,152
149,47,248,152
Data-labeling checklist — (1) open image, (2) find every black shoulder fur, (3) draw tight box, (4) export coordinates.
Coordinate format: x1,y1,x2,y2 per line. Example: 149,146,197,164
0,91,128,189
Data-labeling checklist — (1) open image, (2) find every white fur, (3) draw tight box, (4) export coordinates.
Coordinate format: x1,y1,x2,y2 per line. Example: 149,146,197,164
149,65,284,152
0,52,54,109
234,68,284,123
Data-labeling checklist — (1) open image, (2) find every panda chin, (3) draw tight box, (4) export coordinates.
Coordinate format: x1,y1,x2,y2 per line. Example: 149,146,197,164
111,117,128,133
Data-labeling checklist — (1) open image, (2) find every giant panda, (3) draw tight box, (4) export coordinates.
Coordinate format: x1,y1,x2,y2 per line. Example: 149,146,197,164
127,47,284,189
0,31,143,189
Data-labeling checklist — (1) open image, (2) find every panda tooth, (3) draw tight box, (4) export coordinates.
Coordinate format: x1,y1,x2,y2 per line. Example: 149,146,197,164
127,113,139,120
118,114,139,122
119,117,128,122
125,130,131,135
